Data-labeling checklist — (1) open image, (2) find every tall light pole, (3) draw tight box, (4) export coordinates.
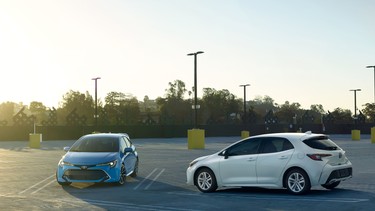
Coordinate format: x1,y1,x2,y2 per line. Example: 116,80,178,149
366,65,375,103
240,84,250,128
350,89,361,127
92,77,101,130
187,51,204,128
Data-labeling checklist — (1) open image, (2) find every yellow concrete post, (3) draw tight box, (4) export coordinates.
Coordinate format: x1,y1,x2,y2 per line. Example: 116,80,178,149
371,127,375,144
187,129,205,149
29,133,42,148
241,130,250,139
351,130,360,141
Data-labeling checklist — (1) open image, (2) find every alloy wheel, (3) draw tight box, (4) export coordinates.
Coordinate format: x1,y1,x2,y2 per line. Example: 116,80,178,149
286,169,310,194
195,168,217,193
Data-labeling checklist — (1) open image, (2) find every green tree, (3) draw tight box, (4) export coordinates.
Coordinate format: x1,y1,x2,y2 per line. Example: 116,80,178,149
362,103,375,123
202,88,241,124
157,80,191,125
58,90,94,125
104,92,140,125
275,101,302,124
330,108,352,124
249,95,277,119
165,80,187,99
0,102,17,125
29,101,48,124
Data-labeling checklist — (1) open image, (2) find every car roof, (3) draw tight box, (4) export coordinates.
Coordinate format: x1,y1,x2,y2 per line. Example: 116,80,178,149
81,133,129,139
249,132,327,142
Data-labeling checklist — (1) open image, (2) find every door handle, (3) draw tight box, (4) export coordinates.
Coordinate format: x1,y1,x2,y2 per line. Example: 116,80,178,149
279,156,288,160
247,157,256,161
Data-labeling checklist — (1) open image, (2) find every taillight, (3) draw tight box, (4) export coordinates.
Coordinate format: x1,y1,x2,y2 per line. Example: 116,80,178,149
307,154,332,161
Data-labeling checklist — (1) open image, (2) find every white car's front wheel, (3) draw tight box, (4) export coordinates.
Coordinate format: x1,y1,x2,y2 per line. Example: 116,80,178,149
286,169,311,195
195,168,217,193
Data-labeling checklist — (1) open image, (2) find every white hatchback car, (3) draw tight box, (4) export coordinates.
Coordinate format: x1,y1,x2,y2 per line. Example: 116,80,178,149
186,132,352,194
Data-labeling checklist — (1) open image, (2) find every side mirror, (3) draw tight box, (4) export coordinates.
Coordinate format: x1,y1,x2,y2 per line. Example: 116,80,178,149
221,150,230,159
63,146,70,152
124,147,133,153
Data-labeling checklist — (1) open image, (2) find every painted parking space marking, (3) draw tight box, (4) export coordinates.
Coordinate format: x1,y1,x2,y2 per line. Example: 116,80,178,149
145,168,165,190
18,174,55,195
168,191,369,203
134,168,165,190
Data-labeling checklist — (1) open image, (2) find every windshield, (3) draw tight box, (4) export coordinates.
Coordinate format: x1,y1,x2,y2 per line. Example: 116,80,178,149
303,136,339,151
70,136,119,152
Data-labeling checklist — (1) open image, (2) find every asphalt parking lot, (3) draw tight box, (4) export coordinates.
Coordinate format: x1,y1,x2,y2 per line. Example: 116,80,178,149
1,134,375,211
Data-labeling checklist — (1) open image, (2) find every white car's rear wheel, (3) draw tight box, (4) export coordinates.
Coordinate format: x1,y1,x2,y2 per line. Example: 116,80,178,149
195,168,217,193
286,169,311,195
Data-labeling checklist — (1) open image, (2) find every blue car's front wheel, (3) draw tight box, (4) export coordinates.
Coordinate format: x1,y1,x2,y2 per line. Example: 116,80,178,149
117,164,126,185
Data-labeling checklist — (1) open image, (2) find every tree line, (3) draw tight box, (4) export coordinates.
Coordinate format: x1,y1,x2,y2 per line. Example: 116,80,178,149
0,79,374,126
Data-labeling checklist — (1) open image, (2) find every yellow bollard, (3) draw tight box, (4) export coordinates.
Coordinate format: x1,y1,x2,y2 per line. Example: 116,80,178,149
29,133,42,148
371,127,375,144
241,130,250,139
351,130,360,141
187,129,205,149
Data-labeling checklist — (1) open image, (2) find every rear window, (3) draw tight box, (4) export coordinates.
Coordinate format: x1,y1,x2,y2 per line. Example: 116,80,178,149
302,136,339,151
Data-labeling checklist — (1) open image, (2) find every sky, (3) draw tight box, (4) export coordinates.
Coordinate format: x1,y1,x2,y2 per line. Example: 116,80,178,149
0,0,374,113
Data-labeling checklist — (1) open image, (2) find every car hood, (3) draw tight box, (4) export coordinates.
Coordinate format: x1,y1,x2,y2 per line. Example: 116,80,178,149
192,155,211,163
63,152,118,165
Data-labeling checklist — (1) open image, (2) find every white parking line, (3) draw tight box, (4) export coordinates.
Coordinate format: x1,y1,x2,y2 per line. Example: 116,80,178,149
31,179,56,194
18,174,55,195
145,168,165,190
134,168,165,190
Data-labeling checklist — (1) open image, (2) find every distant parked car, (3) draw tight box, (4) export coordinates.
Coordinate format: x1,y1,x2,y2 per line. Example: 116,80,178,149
56,133,138,186
187,132,352,194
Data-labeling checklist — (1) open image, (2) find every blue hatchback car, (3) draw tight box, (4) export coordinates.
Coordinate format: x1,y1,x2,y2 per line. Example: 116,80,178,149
56,133,138,186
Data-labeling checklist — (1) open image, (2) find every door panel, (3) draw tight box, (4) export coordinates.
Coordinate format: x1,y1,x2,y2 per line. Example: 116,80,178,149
123,153,137,176
256,150,293,184
219,154,258,185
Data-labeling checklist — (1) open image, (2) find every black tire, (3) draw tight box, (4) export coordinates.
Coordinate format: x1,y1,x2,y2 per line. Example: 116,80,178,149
195,168,217,193
130,159,138,178
117,164,126,185
322,181,340,189
285,169,311,195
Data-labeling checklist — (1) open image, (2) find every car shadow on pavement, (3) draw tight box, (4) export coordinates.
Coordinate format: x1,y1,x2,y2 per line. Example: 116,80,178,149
59,176,195,210
216,186,367,197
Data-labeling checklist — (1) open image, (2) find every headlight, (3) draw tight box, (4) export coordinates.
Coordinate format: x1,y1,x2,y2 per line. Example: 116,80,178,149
97,160,117,168
59,160,74,167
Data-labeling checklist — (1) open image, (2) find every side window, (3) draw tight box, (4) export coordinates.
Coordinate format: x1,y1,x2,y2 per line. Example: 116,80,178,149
119,137,127,152
260,138,294,153
123,136,132,147
227,138,261,156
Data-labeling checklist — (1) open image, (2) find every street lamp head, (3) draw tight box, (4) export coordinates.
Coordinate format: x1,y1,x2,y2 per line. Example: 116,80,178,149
349,89,361,92
92,77,101,80
240,84,250,87
187,51,204,56
366,66,375,68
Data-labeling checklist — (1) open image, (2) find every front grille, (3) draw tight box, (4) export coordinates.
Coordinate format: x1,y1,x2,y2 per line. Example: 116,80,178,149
326,167,352,182
64,169,108,181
